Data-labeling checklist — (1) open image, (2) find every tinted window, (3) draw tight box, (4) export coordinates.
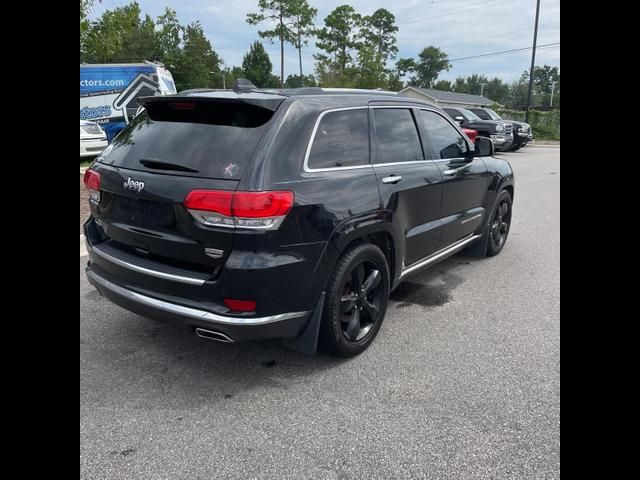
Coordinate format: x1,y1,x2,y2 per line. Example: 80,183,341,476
373,109,424,164
420,110,469,160
459,108,482,121
98,102,275,179
444,108,462,120
470,108,491,120
307,109,370,169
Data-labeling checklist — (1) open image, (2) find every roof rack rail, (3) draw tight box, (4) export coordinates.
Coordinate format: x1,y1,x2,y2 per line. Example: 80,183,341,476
321,88,397,95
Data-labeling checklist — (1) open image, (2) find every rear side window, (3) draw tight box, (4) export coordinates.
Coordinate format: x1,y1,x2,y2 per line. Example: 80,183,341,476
97,101,275,179
373,109,424,164
443,108,461,120
307,109,370,169
470,109,490,120
420,110,469,159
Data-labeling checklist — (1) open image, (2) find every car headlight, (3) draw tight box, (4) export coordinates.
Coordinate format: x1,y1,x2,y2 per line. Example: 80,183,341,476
496,124,504,133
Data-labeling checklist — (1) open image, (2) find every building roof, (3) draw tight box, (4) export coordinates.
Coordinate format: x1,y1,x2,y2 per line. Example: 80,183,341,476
400,86,495,106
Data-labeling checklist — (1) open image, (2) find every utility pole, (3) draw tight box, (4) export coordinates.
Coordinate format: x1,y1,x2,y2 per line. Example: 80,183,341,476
480,83,487,97
550,80,557,107
525,0,541,123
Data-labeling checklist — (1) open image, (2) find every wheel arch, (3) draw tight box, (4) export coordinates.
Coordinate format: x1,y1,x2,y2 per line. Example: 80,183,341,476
313,212,400,291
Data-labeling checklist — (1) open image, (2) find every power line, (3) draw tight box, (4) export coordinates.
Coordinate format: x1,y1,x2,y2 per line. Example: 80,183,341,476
438,22,559,50
395,0,514,24
448,42,559,62
390,0,453,16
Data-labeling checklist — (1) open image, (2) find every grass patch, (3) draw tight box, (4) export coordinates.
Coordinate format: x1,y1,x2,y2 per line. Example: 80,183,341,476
80,158,94,168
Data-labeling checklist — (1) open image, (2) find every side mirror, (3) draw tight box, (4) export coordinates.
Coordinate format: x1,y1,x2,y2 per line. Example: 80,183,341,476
474,136,494,157
455,116,464,123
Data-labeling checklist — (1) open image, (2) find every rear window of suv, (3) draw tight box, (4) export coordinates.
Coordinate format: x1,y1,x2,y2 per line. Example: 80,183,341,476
97,101,275,179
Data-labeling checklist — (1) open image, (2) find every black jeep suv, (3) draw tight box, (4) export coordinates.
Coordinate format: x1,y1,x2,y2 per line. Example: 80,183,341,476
83,82,514,357
443,107,514,152
468,107,533,150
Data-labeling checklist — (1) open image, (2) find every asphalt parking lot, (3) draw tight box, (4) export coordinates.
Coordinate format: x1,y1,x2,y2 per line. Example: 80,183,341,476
80,146,560,479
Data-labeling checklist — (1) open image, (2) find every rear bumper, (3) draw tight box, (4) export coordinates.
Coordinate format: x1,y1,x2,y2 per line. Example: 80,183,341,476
85,263,312,342
80,138,108,157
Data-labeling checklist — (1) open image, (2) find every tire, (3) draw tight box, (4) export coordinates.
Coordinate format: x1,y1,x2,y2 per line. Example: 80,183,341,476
486,190,513,256
318,243,390,357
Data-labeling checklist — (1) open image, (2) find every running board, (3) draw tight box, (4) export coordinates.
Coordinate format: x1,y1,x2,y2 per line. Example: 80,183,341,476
400,234,481,279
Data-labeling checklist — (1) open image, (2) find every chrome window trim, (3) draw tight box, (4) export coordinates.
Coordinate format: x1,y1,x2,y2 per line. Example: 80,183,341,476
302,103,467,173
417,107,474,157
303,106,372,173
369,105,432,166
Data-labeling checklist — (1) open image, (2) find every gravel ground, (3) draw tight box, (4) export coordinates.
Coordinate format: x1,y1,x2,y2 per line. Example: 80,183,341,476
80,146,560,479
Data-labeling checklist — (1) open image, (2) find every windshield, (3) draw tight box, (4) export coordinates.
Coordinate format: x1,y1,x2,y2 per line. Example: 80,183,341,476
485,108,502,120
460,108,482,121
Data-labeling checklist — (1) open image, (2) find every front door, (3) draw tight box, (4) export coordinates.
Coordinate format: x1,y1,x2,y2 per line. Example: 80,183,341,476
417,109,489,249
370,106,445,268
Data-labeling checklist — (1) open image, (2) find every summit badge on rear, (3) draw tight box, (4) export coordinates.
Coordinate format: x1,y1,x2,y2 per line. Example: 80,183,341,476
124,177,145,192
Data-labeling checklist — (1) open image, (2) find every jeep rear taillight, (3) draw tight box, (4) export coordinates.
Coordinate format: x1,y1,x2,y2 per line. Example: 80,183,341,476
183,190,294,230
83,169,101,203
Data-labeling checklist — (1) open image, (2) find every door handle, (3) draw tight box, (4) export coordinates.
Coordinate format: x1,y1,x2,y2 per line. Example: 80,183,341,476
443,164,467,175
382,175,402,184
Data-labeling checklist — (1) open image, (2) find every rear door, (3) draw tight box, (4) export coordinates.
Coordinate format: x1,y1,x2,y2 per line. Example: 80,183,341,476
370,106,445,268
88,97,282,273
417,108,489,248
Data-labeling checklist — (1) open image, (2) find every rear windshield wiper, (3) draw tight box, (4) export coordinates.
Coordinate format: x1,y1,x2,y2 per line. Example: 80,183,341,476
139,159,199,173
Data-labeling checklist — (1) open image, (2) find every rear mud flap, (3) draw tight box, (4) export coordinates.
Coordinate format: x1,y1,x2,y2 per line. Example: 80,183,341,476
283,292,325,355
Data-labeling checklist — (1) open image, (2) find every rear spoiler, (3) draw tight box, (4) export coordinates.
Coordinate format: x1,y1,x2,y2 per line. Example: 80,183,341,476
137,94,285,112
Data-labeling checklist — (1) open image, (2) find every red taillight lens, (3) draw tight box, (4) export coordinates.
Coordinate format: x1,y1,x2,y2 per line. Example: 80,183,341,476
184,190,233,216
83,169,101,191
183,189,294,230
231,191,294,218
224,298,257,312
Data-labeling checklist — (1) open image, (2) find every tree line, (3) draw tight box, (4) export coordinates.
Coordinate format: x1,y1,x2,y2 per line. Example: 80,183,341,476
80,1,559,109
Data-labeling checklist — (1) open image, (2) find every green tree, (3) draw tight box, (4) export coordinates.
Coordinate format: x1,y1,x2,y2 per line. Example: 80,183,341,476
315,5,362,86
514,65,560,108
80,1,98,58
247,1,298,86
362,9,398,65
173,22,221,90
155,8,182,68
412,46,451,88
291,0,317,77
242,41,277,88
432,79,452,91
355,9,398,89
485,77,510,104
83,1,157,63
453,76,468,92
463,74,489,95
394,57,416,88
284,73,317,87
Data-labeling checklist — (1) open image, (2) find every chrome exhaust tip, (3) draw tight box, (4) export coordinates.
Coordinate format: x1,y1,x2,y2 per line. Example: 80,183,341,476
195,328,234,343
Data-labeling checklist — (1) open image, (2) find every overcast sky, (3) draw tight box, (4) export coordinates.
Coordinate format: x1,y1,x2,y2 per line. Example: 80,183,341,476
90,0,560,83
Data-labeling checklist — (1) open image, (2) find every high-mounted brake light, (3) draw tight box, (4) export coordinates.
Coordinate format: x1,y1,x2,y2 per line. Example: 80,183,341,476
83,169,101,203
169,102,196,110
183,190,294,230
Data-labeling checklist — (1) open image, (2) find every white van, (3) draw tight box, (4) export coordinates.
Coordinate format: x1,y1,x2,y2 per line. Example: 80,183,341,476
80,61,177,141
